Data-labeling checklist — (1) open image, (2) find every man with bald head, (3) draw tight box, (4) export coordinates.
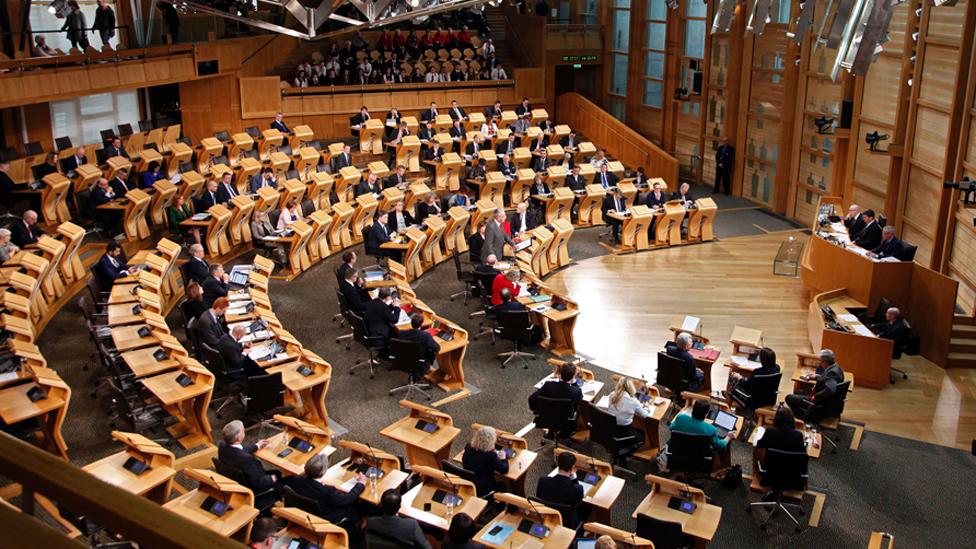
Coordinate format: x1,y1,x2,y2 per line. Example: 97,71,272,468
875,307,910,356
218,324,266,380
843,204,865,239
11,210,43,247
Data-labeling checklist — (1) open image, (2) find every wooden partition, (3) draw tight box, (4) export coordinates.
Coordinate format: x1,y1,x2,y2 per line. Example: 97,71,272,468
555,92,679,187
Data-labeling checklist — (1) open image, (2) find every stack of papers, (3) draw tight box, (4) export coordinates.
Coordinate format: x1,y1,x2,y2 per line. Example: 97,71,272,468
851,323,875,337
681,315,700,331
226,304,251,316
752,426,765,446
531,304,550,313
730,355,762,370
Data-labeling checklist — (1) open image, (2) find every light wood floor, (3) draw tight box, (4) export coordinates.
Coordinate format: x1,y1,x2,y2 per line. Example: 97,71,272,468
546,233,976,451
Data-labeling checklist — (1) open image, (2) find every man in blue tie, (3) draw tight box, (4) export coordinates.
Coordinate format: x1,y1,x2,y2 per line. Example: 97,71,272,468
595,163,617,189
602,188,627,244
270,112,290,134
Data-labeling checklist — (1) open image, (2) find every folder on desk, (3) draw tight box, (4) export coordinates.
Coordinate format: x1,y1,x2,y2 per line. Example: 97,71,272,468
480,523,515,545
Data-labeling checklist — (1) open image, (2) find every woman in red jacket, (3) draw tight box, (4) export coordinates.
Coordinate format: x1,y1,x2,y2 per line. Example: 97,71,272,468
491,269,522,306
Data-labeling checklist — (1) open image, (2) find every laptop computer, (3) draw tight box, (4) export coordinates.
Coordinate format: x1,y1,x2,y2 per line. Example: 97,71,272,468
711,409,738,437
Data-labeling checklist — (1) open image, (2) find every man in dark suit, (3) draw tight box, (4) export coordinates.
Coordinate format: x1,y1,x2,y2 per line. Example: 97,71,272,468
355,173,382,198
560,131,579,151
282,455,366,529
843,204,865,240
184,244,210,284
103,137,129,160
365,287,401,352
496,133,520,156
216,172,238,204
494,287,526,314
644,182,668,208
602,188,628,243
93,242,135,291
249,168,277,193
514,97,532,118
528,133,549,154
202,263,229,307
484,101,503,119
593,163,617,190
529,361,582,412
448,120,466,153
474,254,502,277
448,100,467,121
498,154,517,181
90,177,122,231
667,332,705,392
340,268,370,315
714,137,734,194
425,142,445,164
350,106,370,128
217,420,281,509
195,297,229,348
61,146,88,175
271,112,291,134
876,307,910,356
531,149,550,172
870,225,905,260
365,211,401,262
418,120,436,144
671,182,694,206
332,144,353,172
385,165,408,190
536,451,587,529
196,180,220,212
510,202,535,236
11,210,44,248
218,325,267,380
482,209,514,262
464,135,485,159
110,169,132,197
397,313,440,367
420,101,439,122
785,349,845,421
853,209,882,250
566,165,586,192
366,490,431,548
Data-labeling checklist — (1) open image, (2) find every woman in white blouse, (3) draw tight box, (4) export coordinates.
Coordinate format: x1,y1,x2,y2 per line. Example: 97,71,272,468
480,117,499,141
606,377,650,447
276,200,301,231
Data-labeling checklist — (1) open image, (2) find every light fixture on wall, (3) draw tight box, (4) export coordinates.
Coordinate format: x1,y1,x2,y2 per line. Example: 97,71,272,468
711,0,736,33
865,131,889,152
944,177,975,206
814,116,835,134
47,0,70,16
674,87,689,100
745,0,773,35
830,0,904,81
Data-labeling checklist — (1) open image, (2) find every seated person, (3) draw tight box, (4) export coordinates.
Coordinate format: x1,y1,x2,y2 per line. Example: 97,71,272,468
167,195,200,244
217,420,282,508
202,263,229,307
869,225,906,260
528,361,582,413
216,172,239,204
853,209,882,249
184,243,210,285
250,210,287,265
355,173,383,198
531,148,550,172
385,164,409,190
496,134,520,157
366,489,432,548
469,220,487,264
11,210,44,248
671,182,694,206
365,287,401,351
196,180,221,212
843,204,865,240
93,241,136,291
875,307,910,356
276,200,301,231
182,281,207,321
602,188,628,244
498,154,517,181
90,178,122,232
784,349,845,421
726,346,780,401
415,192,443,222
606,377,651,448
387,200,416,234
195,297,229,348
461,426,509,497
644,182,668,209
340,267,371,316
509,202,535,236
466,159,487,182
756,406,807,456
667,332,705,392
448,185,473,208
250,168,277,192
281,454,366,530
593,163,617,189
365,211,402,262
397,313,440,367
566,165,586,192
475,253,502,277
443,513,482,549
667,399,734,470
528,175,550,211
142,161,165,188
491,269,521,306
536,451,587,529
248,518,279,549
218,325,268,380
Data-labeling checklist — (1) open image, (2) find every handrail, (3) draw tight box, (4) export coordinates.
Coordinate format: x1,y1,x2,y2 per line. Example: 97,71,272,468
0,432,245,548
282,79,515,97
0,44,194,71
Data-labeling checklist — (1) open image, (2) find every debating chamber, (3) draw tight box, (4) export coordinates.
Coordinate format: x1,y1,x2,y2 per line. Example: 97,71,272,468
1,0,975,546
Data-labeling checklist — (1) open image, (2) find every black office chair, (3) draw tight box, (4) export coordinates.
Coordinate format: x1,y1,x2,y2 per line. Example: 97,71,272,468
348,311,387,378
749,448,809,532
469,278,497,342
532,396,577,450
494,309,536,369
635,512,693,549
664,431,714,480
212,456,278,514
440,459,479,490
198,342,244,419
656,351,689,403
899,243,917,262
888,319,911,382
731,372,782,420
333,287,354,349
450,251,476,304
807,380,851,453
528,495,579,531
241,372,292,429
388,338,432,401
587,403,642,476
860,296,894,325
282,484,322,515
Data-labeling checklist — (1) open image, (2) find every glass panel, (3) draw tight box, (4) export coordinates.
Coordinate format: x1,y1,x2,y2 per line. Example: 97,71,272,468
610,97,627,120
648,0,668,20
644,51,665,78
615,0,632,7
772,0,791,23
687,0,708,17
611,54,629,95
613,10,631,50
584,0,599,24
684,20,707,58
30,0,119,51
643,80,663,108
646,22,666,50
51,90,140,146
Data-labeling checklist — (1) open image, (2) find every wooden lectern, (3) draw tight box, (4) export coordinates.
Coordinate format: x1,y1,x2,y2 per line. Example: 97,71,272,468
105,155,132,181
82,431,176,504
360,119,385,154
689,197,717,242
259,129,283,160
228,195,254,246
545,165,567,188
380,187,405,212
405,182,431,213
307,171,333,209
531,108,549,125
290,125,313,151
328,201,355,252
475,493,574,549
294,147,319,177
279,178,306,209
287,220,313,276
122,189,152,241
576,141,596,164
398,135,422,171
321,440,409,506
619,205,653,252
73,163,101,193
618,180,638,209
420,215,447,269
380,400,460,470
436,153,463,192
548,218,574,268
205,204,233,257
545,187,574,225
228,133,254,166
307,210,333,263
56,221,86,284
252,186,280,219
336,166,361,203
401,227,427,281
178,170,204,205
511,169,535,206
196,137,222,174
351,193,379,244
443,206,471,256
656,201,686,246
163,468,257,542
271,507,348,549
166,142,192,177
41,173,71,224
254,415,333,476
513,147,532,169
434,114,454,133
148,180,177,227
578,185,606,226
400,465,486,534
470,199,496,235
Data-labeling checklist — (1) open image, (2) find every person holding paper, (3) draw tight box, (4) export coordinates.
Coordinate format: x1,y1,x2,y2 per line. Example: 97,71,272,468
726,346,780,401
218,325,265,379
365,287,401,352
281,454,366,531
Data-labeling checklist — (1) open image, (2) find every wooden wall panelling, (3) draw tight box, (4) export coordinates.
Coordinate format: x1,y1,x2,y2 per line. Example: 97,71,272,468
239,77,282,119
179,75,243,144
908,264,959,366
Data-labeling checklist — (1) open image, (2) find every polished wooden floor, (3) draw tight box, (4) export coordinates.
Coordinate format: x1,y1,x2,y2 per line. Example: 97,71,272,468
546,233,976,451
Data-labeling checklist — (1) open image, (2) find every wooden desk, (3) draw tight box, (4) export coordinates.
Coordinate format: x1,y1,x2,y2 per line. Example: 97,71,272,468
82,431,176,504
809,290,892,389
0,369,70,459
582,522,655,548
535,361,603,440
321,440,409,506
517,285,579,356
254,415,335,476
452,423,537,496
120,345,182,378
748,407,822,459
272,507,349,549
689,197,717,242
163,468,258,542
475,492,574,549
469,171,505,210
443,206,471,257
265,354,332,428
141,362,213,449
399,465,487,533
632,474,721,547
578,185,606,226
550,448,624,525
595,382,669,461
380,400,460,469
418,313,469,393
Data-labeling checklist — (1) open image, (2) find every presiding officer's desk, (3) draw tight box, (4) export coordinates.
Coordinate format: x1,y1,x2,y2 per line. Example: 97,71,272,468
632,474,722,548
808,289,892,389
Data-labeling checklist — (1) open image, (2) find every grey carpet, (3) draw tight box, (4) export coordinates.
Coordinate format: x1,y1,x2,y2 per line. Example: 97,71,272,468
30,186,976,548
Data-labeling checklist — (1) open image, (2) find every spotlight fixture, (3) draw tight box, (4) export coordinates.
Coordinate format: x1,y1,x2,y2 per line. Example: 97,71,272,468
711,0,736,33
814,116,835,134
666,0,679,10
746,0,773,35
48,0,70,16
865,131,889,152
674,87,689,100
944,177,976,206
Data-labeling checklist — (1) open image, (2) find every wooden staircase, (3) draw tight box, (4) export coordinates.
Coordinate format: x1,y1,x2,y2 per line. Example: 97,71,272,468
482,6,521,70
947,315,976,368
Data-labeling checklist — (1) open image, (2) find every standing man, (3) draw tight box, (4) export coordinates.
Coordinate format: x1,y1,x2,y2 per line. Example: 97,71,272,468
714,137,734,195
92,0,116,48
481,209,515,263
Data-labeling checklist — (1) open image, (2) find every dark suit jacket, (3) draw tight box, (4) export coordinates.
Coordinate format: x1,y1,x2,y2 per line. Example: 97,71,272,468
184,257,210,285
10,221,43,248
566,174,586,191
496,140,519,156
844,215,866,240
464,141,484,156
355,180,382,197
216,333,257,377
593,172,618,189
196,189,219,212
449,126,466,140
531,156,550,173
332,152,353,171
811,364,845,402
757,427,806,453
602,194,627,217
462,444,508,497
364,298,400,345
671,190,693,203
420,108,439,122
385,173,407,189
469,232,484,263
510,211,535,236
217,443,275,491
62,154,87,173
93,253,128,291
715,144,735,171
878,318,910,352
853,221,882,250
216,182,238,204
515,104,532,117
351,113,370,127
536,474,585,528
388,210,416,234
666,345,697,382
529,380,582,411
103,145,129,160
195,309,227,348
559,136,577,149
201,276,228,307
282,476,365,524
365,222,392,257
271,120,291,133
416,202,442,222
397,328,441,363
366,515,430,548
498,161,516,179
872,237,905,259
645,191,667,208
494,300,526,314
449,106,467,120
111,176,132,197
736,364,780,394
425,147,445,162
90,186,116,209
341,280,370,315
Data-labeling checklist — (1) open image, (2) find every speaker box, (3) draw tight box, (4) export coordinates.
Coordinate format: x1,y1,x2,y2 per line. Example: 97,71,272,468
840,99,854,129
197,60,219,76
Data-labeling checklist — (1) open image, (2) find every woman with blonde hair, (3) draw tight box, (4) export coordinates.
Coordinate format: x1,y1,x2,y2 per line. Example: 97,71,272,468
461,425,509,497
607,377,651,447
